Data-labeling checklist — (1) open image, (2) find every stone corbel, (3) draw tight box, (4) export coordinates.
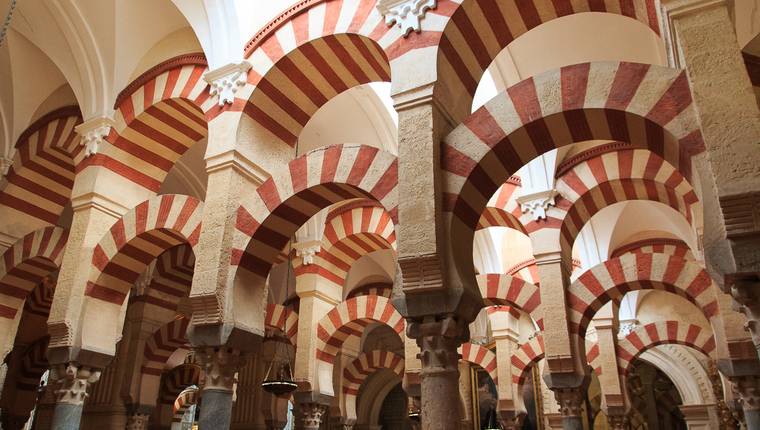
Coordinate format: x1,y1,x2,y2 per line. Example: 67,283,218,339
204,61,252,106
517,189,559,221
377,0,437,36
76,117,115,157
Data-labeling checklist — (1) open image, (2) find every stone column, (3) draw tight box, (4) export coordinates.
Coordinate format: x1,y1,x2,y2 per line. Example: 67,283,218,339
49,363,102,430
196,347,245,430
553,386,585,430
298,402,328,430
592,303,628,429
490,306,521,427
406,315,468,430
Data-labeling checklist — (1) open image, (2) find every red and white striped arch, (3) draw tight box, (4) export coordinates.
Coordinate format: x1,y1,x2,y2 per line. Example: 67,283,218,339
550,149,699,255
616,321,716,376
159,363,201,404
232,144,397,282
298,205,396,287
173,386,199,423
0,107,83,225
460,342,498,384
505,259,540,285
511,336,544,386
239,0,419,146
22,278,55,319
265,303,299,344
567,253,718,338
87,194,203,306
0,227,67,320
342,350,404,417
477,273,540,316
136,245,195,312
477,177,526,233
443,62,704,257
142,317,190,377
435,0,662,121
316,295,404,365
15,337,49,393
610,238,694,260
347,282,393,299
585,341,602,375
81,54,213,192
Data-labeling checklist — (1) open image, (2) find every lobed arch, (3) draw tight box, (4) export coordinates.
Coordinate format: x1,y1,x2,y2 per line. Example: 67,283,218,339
460,342,498,384
616,321,715,376
0,107,83,227
0,226,68,321
315,295,404,396
443,62,704,289
298,205,396,287
566,253,718,339
265,303,299,345
80,54,213,192
435,0,663,123
342,350,404,422
232,144,397,284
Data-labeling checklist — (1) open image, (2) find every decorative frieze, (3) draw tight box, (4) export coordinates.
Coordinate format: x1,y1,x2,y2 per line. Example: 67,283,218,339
377,0,437,36
75,117,114,157
517,189,559,221
204,61,252,106
49,363,102,406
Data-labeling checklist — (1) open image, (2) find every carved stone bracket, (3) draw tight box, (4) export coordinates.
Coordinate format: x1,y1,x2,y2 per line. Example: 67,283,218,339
49,363,102,406
398,253,444,294
377,0,437,36
204,61,252,106
553,386,585,418
196,347,245,392
517,189,559,221
75,117,115,157
299,402,328,429
407,314,468,376
294,240,321,265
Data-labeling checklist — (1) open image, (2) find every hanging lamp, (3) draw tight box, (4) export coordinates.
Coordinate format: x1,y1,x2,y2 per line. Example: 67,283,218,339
261,138,302,397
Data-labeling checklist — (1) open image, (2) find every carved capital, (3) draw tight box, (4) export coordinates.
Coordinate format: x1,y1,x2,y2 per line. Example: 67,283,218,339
606,413,630,429
49,363,102,406
204,61,252,106
196,347,245,392
294,240,321,265
125,412,151,430
407,315,468,376
299,402,328,429
553,386,585,418
75,117,114,157
377,0,437,36
730,374,760,412
517,189,559,221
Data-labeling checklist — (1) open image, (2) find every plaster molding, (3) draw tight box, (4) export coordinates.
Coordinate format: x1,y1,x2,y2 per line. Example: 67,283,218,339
377,0,437,36
517,189,559,221
75,117,115,157
70,192,129,219
204,61,252,106
0,231,18,249
205,149,269,186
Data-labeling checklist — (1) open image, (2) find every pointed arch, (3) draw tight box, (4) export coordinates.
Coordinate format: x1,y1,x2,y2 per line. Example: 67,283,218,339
232,144,397,283
567,254,718,338
616,321,715,376
0,107,82,226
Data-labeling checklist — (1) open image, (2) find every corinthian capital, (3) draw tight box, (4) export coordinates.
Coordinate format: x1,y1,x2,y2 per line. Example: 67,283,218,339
196,347,245,392
49,363,102,405
553,386,585,418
